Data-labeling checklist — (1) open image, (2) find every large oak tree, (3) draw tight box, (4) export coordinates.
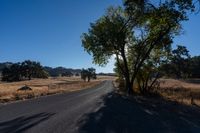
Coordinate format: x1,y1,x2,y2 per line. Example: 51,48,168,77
82,0,198,94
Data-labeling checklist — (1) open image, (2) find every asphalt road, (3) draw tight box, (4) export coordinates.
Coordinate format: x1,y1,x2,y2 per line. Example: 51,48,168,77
0,80,113,133
1,80,200,133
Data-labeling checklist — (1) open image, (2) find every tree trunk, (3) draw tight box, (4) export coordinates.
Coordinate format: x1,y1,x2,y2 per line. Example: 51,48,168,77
28,75,31,80
125,77,133,95
87,76,90,82
120,48,134,95
127,83,133,95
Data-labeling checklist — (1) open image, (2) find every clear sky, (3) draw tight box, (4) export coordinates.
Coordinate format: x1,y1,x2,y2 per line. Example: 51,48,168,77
0,0,200,73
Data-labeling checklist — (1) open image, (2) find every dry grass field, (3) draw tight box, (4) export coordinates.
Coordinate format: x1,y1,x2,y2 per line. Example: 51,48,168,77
158,79,200,106
0,76,115,103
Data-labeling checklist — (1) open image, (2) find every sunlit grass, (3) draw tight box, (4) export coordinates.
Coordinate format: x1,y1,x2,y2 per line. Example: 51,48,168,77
158,79,200,106
0,76,114,103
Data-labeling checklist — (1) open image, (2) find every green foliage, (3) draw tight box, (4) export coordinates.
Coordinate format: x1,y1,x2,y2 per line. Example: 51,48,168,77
61,71,73,77
82,6,132,66
171,45,190,78
82,6,134,93
2,60,48,82
81,68,96,82
82,0,198,94
190,56,200,78
113,58,125,80
159,45,190,78
21,60,48,80
2,63,22,82
81,69,88,81
160,45,200,79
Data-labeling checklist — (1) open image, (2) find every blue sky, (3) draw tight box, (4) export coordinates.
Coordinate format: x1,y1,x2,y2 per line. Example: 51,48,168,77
0,0,199,73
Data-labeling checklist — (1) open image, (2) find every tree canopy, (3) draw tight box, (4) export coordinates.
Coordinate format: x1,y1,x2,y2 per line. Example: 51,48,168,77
81,68,96,82
2,60,48,82
82,0,198,94
160,45,200,79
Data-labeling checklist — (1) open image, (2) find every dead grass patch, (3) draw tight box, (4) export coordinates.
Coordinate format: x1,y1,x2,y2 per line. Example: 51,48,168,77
157,79,200,106
0,76,107,103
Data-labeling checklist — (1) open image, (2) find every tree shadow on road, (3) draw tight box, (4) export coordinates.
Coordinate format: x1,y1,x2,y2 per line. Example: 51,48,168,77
78,92,200,133
0,112,55,133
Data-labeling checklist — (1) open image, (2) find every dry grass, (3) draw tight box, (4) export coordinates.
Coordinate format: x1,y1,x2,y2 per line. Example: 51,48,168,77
95,76,117,81
0,76,114,103
157,79,200,106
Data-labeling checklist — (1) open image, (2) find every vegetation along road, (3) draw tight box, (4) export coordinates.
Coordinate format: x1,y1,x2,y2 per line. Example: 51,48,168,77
1,80,200,133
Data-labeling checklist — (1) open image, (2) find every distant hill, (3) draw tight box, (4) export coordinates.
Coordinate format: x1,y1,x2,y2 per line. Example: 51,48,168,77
0,62,81,77
43,66,81,77
0,62,115,77
97,72,116,76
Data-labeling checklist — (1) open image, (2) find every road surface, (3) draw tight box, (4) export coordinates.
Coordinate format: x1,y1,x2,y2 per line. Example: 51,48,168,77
1,80,200,133
0,81,113,133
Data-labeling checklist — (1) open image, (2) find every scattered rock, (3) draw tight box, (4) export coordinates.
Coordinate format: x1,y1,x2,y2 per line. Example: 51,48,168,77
18,85,32,91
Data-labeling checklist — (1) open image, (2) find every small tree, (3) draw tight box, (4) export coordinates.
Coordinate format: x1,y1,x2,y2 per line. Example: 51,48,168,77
87,68,96,82
81,68,96,82
81,69,88,82
61,71,73,77
171,45,191,78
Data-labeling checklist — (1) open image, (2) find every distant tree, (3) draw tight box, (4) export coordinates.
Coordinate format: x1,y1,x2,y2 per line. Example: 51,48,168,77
33,65,49,79
190,56,200,78
160,54,200,79
1,67,10,81
1,60,48,82
160,45,191,79
81,69,88,82
21,60,48,80
61,71,73,77
87,68,96,82
2,63,21,82
171,45,191,78
75,73,80,76
158,45,200,79
81,68,96,82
